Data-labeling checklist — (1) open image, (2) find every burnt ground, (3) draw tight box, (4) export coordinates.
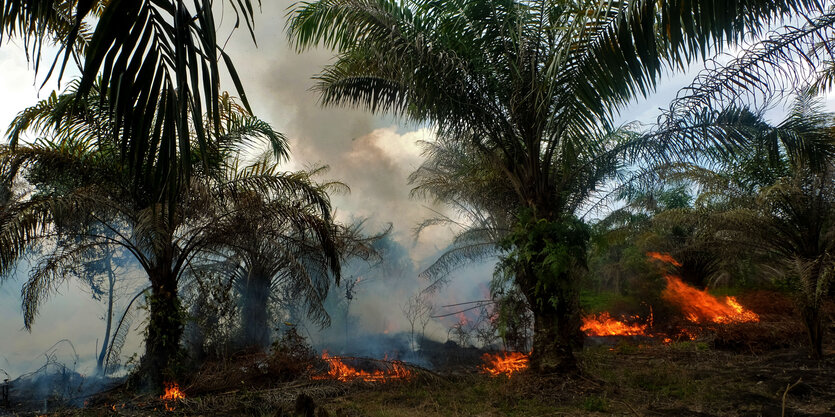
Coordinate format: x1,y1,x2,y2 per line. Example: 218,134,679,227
10,340,832,417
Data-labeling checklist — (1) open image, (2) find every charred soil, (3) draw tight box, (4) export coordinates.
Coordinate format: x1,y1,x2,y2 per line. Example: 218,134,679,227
22,341,833,417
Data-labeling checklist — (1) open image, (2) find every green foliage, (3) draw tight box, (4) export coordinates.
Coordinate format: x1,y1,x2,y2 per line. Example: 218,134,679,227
491,286,533,352
497,212,590,309
579,291,639,314
582,394,609,412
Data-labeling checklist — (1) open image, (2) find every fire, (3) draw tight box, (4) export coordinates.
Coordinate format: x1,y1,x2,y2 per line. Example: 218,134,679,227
160,382,185,411
662,276,759,324
312,351,412,382
647,251,759,325
581,312,649,336
647,251,683,267
161,382,185,400
581,252,759,344
481,351,529,378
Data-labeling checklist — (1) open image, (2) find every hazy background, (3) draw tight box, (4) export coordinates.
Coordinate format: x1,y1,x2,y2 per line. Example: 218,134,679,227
1,2,833,378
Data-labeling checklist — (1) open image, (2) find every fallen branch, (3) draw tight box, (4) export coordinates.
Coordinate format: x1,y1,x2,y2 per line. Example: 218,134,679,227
781,377,802,417
617,400,642,417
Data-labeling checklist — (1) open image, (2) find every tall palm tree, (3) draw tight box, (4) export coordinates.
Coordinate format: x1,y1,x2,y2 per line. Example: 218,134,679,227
0,82,340,388
286,0,817,372
190,158,379,351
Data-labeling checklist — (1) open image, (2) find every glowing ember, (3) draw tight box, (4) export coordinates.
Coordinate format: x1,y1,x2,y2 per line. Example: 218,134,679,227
582,312,650,336
647,251,683,267
312,351,412,382
662,276,759,324
481,352,529,378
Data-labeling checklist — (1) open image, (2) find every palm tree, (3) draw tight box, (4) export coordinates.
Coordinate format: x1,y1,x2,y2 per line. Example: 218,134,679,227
727,170,835,358
408,137,517,292
663,10,835,128
286,0,816,372
0,82,340,388
189,158,380,351
667,96,835,358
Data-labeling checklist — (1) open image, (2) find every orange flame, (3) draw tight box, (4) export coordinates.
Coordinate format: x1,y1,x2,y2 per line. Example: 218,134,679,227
481,352,529,378
662,276,759,324
312,351,412,382
647,252,683,267
161,382,185,400
160,382,185,411
581,312,650,336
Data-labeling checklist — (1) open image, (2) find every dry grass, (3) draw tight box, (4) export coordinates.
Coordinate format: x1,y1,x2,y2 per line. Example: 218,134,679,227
53,340,835,416
41,295,835,416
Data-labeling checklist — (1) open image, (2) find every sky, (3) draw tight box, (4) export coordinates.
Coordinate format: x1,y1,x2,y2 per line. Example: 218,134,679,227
1,3,834,379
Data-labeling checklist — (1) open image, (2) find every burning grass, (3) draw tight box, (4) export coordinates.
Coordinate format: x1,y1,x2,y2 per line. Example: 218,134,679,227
54,341,835,416
480,351,529,377
582,312,650,336
160,382,185,411
161,382,185,400
582,252,763,344
293,344,835,417
45,307,835,417
311,351,414,382
662,275,760,325
647,251,683,266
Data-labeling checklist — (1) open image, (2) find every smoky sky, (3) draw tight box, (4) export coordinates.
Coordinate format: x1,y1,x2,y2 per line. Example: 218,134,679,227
0,1,487,378
218,1,457,260
6,1,831,380
216,1,495,345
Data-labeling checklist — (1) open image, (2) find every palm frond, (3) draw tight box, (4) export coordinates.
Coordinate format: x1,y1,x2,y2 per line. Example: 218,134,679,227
666,12,835,118
104,286,149,375
419,241,500,293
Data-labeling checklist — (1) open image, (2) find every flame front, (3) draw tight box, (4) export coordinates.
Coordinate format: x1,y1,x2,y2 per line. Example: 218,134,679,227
662,276,759,324
647,251,683,267
312,351,412,382
582,312,650,336
481,352,529,378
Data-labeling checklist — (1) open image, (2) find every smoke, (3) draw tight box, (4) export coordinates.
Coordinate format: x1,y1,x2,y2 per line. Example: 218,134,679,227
218,1,499,353
292,232,497,364
0,0,498,384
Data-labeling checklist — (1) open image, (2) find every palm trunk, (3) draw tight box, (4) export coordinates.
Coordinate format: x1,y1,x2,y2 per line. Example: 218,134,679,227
96,249,116,376
510,210,587,374
801,305,823,359
144,264,184,389
798,259,825,360
525,272,583,373
240,271,271,350
516,258,584,374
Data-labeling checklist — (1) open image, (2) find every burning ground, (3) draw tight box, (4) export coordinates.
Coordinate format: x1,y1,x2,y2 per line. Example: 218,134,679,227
4,252,835,416
27,338,835,416
4,284,830,417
